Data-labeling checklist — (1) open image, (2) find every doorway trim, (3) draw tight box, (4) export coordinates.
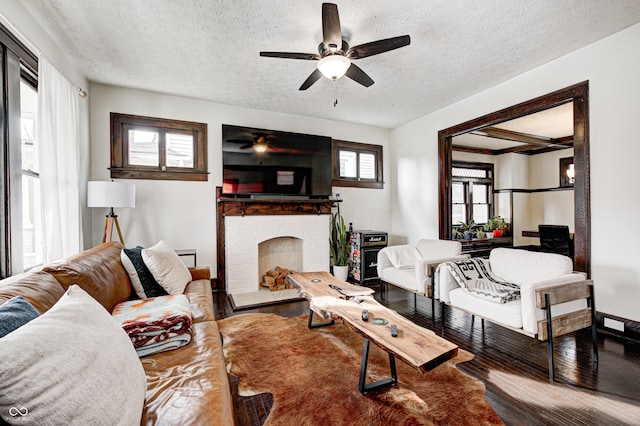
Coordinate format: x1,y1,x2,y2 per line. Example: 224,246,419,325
438,81,590,274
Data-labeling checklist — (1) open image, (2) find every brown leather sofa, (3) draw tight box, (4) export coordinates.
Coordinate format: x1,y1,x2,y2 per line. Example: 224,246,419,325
0,242,234,425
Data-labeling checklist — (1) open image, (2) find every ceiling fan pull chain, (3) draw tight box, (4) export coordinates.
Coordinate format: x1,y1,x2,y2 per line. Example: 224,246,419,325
333,79,338,107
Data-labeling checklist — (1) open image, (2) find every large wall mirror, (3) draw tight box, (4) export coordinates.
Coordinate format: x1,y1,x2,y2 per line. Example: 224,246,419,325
438,82,590,274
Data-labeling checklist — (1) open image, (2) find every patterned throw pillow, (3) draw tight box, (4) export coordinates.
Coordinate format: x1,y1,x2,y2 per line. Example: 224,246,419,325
121,246,168,299
0,296,40,338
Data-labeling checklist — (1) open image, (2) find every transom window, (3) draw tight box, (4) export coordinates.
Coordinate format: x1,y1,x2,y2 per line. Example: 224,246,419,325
452,161,494,227
111,113,208,181
332,139,383,189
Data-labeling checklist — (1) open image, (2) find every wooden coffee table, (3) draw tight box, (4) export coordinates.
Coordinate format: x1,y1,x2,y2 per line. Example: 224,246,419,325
287,271,459,394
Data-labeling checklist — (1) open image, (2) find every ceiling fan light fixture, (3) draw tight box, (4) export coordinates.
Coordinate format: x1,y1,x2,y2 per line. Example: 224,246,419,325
253,142,268,153
317,55,351,80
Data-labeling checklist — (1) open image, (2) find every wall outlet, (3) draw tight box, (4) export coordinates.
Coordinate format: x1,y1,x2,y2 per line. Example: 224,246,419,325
604,317,625,332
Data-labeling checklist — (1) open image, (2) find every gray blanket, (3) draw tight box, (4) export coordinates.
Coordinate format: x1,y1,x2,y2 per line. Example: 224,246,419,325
438,258,521,304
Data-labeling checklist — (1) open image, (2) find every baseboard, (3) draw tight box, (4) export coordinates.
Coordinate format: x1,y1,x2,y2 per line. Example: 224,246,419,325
596,311,640,342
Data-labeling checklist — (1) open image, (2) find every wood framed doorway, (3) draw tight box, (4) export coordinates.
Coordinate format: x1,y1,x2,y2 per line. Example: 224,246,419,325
438,81,590,274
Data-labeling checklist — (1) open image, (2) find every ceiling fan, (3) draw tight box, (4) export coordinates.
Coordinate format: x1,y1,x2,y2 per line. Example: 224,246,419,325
227,133,275,153
260,3,411,91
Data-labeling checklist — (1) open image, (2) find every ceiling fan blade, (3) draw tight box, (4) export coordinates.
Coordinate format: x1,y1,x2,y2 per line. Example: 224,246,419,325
345,64,374,87
322,3,342,50
239,143,254,150
299,69,323,90
260,52,321,60
347,35,411,59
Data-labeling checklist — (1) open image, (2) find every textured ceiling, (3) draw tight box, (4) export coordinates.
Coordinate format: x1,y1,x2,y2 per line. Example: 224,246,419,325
17,0,640,129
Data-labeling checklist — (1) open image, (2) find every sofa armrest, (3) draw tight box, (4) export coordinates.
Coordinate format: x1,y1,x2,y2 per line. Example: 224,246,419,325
376,247,395,278
189,266,211,281
413,259,430,294
520,273,587,335
424,254,470,275
435,262,463,303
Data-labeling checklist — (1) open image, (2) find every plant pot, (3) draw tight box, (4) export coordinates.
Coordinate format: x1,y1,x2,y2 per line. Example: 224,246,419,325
485,231,494,239
493,229,503,237
332,265,349,282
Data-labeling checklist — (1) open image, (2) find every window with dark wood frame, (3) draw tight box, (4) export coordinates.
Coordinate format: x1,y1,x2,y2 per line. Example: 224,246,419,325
332,139,383,189
110,113,208,181
452,161,494,228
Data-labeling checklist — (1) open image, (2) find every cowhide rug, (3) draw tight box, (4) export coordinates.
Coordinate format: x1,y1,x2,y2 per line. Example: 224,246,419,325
218,313,504,426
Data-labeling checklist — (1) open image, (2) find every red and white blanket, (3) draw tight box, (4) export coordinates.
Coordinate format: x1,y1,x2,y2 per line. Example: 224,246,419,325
112,294,192,357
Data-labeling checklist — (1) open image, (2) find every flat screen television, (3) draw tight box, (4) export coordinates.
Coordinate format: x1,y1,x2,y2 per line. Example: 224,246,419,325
222,124,332,198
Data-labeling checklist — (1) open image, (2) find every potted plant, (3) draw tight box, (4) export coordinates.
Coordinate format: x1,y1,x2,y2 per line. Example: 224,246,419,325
489,216,508,237
330,205,350,281
458,220,476,240
483,222,494,239
452,228,462,240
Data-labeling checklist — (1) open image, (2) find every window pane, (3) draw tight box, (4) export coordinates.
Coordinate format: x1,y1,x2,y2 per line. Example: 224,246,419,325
452,182,465,203
452,205,466,225
22,174,42,269
358,153,376,179
166,132,194,168
339,150,357,178
473,204,489,224
473,184,487,204
129,128,159,166
452,167,487,178
20,81,38,173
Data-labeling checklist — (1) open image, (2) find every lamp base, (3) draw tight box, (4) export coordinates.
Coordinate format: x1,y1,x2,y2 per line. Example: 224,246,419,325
103,214,125,244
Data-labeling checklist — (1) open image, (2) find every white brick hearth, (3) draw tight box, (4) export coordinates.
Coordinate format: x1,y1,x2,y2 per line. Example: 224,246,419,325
225,215,330,294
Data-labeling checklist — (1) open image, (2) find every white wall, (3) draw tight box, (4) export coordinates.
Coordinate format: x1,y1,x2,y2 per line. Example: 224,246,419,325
0,3,92,249
90,84,391,270
390,23,640,322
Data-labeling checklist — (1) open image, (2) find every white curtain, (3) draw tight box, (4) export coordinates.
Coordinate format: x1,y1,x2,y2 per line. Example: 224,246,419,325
37,58,83,262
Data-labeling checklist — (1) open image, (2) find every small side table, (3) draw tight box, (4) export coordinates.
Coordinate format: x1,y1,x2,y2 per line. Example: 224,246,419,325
175,249,197,268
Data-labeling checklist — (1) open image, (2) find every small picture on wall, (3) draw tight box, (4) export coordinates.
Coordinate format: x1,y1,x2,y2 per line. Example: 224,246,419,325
560,156,574,188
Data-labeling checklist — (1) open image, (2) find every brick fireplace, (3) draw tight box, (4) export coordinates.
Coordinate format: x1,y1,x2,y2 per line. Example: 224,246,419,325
216,188,336,294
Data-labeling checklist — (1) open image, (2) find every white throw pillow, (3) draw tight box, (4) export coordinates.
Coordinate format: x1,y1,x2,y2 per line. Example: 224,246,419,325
142,240,192,294
385,245,423,269
0,285,146,425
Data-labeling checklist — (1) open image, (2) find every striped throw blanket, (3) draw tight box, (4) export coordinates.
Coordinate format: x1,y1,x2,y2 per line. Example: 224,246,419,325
437,258,521,304
112,294,192,357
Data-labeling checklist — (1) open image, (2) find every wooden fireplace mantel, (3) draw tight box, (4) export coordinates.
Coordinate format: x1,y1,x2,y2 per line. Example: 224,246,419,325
215,187,338,290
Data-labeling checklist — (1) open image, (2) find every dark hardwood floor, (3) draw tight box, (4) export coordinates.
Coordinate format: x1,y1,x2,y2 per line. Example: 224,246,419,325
214,283,640,426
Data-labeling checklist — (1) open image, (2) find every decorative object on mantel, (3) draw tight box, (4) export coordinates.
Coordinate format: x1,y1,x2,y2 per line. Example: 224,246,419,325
87,181,135,244
330,204,349,281
218,313,504,425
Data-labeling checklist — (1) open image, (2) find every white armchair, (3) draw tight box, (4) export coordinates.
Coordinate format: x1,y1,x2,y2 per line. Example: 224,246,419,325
437,247,597,381
377,239,469,300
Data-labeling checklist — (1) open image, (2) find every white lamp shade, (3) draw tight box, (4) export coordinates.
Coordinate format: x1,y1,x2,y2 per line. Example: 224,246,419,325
317,55,351,80
87,181,135,208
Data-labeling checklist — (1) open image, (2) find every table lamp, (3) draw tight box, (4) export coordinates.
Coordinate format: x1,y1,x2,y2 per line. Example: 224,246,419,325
87,181,135,244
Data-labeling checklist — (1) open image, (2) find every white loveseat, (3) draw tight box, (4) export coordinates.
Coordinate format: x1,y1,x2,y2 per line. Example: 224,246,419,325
437,247,597,380
377,239,469,301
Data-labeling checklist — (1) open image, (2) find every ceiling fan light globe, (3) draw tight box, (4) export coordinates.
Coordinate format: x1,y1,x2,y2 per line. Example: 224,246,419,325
317,55,351,80
253,142,268,153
